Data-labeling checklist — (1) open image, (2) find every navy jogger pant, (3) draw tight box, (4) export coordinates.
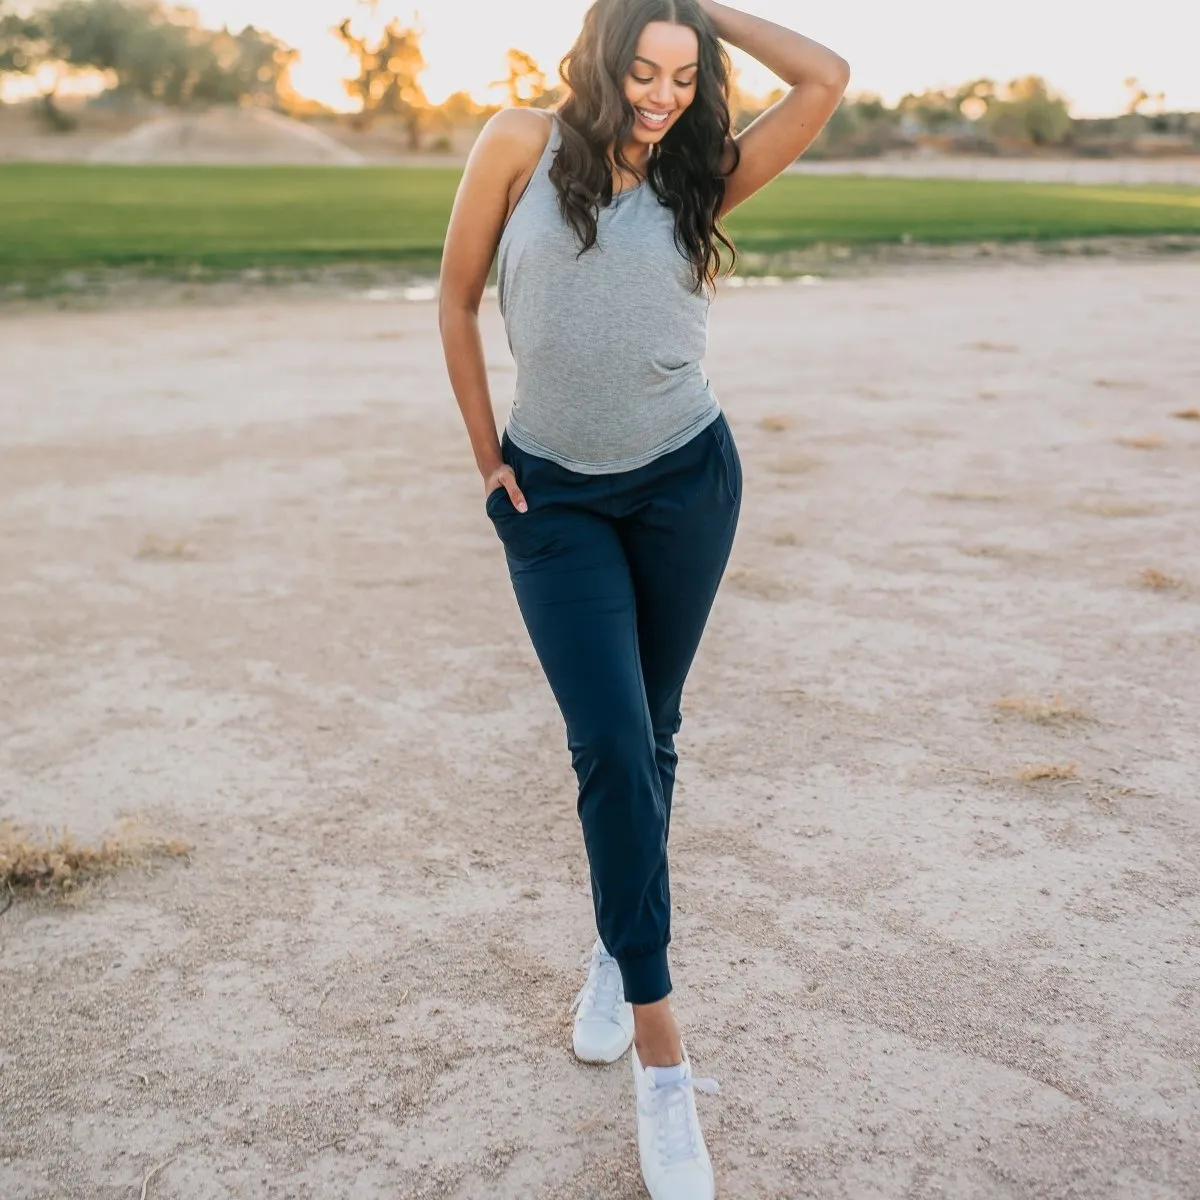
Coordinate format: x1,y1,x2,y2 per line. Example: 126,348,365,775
486,412,742,1005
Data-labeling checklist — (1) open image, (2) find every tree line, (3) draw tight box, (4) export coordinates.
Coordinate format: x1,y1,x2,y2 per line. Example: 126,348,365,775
0,0,297,126
0,1,488,147
2,1,1192,156
802,75,1198,158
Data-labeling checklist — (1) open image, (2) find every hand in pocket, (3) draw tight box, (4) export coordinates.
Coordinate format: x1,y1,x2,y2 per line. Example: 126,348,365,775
483,464,528,514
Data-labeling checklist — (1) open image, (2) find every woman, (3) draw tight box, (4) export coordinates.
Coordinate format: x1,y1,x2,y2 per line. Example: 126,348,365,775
438,2,848,1195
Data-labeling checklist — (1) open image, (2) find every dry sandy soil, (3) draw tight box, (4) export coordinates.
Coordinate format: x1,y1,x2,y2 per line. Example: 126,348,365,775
0,105,469,164
1,258,1198,1199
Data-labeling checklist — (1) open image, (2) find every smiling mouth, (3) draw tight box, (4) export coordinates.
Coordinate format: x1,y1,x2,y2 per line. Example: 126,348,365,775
635,107,671,127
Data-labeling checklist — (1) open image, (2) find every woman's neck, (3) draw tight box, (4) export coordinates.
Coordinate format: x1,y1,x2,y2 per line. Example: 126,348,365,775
619,139,652,171
610,139,652,190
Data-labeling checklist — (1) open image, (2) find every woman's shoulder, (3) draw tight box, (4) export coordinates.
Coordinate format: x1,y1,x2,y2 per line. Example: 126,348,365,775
477,107,557,177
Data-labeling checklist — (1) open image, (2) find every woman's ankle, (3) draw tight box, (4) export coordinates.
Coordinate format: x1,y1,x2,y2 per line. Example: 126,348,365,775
632,1000,684,1066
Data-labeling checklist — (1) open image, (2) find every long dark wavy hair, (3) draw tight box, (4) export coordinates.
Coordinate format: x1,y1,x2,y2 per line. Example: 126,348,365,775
550,0,740,294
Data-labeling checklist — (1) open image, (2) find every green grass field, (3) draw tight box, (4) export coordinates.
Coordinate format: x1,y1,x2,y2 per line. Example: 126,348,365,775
2,162,1198,287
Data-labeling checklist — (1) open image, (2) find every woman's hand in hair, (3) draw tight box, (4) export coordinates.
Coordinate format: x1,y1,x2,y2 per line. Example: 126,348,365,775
694,0,731,37
483,462,528,514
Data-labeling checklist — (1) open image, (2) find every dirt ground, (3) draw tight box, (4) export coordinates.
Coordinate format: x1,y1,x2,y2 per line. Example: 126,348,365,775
1,258,1198,1199
0,106,475,164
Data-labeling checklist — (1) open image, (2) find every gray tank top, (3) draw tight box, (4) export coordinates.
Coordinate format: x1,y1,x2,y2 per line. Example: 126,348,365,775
496,112,720,474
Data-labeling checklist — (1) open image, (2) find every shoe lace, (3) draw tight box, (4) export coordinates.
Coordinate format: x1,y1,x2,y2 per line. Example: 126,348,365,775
647,1070,720,1168
569,942,623,1018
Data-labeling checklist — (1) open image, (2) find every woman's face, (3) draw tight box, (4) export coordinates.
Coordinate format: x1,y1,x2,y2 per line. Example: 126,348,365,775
622,20,700,144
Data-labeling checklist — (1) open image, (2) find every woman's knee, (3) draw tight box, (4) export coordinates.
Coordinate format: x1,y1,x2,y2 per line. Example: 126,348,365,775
569,720,654,776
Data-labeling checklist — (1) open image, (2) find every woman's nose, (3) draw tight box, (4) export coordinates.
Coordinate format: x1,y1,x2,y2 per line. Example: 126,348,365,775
650,81,673,107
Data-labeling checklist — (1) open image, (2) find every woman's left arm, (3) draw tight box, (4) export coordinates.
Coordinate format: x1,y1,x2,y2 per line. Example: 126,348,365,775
699,0,850,217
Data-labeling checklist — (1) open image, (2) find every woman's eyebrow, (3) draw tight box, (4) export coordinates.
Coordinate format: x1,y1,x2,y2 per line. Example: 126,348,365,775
633,55,699,71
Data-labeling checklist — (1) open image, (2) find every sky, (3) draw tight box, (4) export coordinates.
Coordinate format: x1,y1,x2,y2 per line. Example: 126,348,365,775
78,1,1200,117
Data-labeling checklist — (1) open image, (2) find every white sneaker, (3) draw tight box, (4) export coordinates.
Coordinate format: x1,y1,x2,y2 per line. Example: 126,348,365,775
570,937,634,1064
632,1043,719,1200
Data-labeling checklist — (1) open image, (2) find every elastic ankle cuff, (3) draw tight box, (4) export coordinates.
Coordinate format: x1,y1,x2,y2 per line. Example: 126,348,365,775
617,947,671,1006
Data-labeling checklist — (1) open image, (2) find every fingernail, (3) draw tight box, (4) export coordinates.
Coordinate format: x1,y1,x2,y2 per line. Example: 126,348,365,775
517,501,528,513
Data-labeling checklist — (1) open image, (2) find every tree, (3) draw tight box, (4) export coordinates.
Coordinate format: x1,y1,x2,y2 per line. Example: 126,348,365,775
726,65,757,131
0,3,47,90
7,1,298,113
335,10,428,147
1123,76,1165,116
0,3,71,127
191,23,298,106
44,0,163,97
954,78,996,121
438,89,485,122
897,86,964,133
811,92,901,158
986,75,1071,147
489,47,546,108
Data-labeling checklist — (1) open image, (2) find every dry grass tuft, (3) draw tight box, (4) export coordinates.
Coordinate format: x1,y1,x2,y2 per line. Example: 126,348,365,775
932,490,1009,504
1171,407,1200,421
968,341,1018,353
758,414,794,433
1133,567,1186,591
994,695,1089,725
769,530,800,547
1093,378,1142,390
1016,763,1079,783
0,818,191,895
724,567,793,601
136,534,198,561
1069,500,1161,519
139,1157,177,1200
1115,434,1164,450
960,544,1051,564
768,454,824,475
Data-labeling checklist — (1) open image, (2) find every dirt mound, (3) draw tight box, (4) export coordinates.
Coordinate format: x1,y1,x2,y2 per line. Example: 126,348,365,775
89,106,364,166
2,261,1198,1197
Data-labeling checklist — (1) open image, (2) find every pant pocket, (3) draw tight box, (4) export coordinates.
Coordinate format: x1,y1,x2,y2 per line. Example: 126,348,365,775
486,431,523,520
485,485,508,518
708,414,741,504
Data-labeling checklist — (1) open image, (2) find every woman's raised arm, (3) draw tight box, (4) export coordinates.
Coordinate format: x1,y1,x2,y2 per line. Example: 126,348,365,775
698,0,850,217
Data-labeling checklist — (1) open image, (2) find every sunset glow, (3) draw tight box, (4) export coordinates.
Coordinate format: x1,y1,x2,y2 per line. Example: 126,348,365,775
1,0,1195,116
180,0,1200,119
